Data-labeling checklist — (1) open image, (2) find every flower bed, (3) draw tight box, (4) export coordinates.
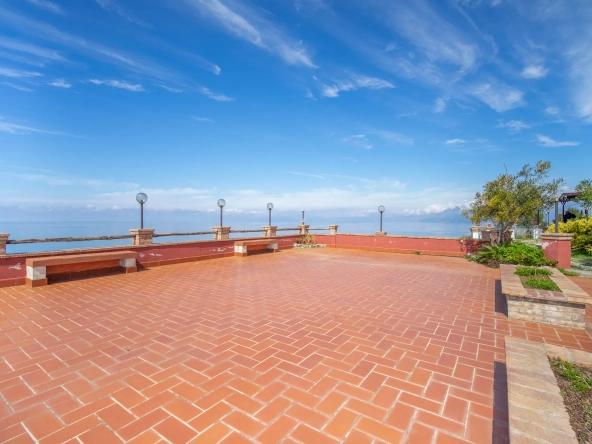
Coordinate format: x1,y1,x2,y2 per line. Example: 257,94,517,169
550,359,592,443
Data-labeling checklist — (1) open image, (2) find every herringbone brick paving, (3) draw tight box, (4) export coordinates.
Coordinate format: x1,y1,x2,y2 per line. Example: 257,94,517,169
0,248,591,443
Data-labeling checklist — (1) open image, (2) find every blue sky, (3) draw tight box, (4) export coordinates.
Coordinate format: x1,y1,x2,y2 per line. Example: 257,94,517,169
0,0,590,221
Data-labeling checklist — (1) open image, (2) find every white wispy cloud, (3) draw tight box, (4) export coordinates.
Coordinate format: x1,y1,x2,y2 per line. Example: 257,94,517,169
341,134,373,149
157,84,184,93
446,138,466,144
497,120,533,133
24,0,64,15
0,82,34,92
89,79,144,92
93,0,152,28
0,67,42,78
545,106,559,115
0,119,86,138
322,74,394,98
184,0,315,68
471,82,525,112
536,135,580,147
0,7,180,85
433,97,448,113
521,64,548,79
288,171,326,180
199,87,234,102
370,130,414,145
0,37,66,62
48,79,71,88
17,173,139,188
193,116,213,123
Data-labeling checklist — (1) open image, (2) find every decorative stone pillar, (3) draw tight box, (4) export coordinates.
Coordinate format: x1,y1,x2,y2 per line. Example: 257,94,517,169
470,226,481,240
375,231,387,236
489,231,499,245
329,224,338,235
263,226,277,237
298,224,310,235
0,233,9,255
130,228,155,246
542,233,573,269
213,226,231,240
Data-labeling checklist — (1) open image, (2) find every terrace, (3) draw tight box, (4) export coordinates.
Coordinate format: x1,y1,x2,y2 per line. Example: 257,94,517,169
1,241,591,443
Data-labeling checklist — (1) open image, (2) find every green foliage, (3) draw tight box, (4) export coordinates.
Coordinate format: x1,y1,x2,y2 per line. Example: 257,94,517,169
547,218,592,254
297,234,316,245
575,179,592,215
553,360,592,392
462,161,563,238
514,266,552,276
558,268,580,277
522,277,560,291
471,243,556,268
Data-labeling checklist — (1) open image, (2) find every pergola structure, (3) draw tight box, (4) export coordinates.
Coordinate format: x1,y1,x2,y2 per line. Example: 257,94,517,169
558,191,581,221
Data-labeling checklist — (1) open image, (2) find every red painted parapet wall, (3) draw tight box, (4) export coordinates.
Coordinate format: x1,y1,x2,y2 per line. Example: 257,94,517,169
314,233,485,257
0,235,300,288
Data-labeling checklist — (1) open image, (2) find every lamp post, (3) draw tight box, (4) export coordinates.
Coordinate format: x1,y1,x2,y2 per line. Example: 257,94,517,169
546,210,550,225
301,210,305,225
378,205,385,232
267,203,274,226
217,199,226,227
554,198,559,233
136,193,148,229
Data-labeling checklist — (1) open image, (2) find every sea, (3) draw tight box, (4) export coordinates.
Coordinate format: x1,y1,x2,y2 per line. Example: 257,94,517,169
1,221,472,254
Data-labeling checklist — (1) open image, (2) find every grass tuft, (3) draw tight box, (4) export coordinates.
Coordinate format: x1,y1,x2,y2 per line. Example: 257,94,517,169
558,267,580,277
522,277,560,291
514,266,552,277
553,360,592,392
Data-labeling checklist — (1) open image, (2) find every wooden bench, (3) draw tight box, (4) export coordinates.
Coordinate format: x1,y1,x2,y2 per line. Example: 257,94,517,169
26,251,137,287
234,240,278,257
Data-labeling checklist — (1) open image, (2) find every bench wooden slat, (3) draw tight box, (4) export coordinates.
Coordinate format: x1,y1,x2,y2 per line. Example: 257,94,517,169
234,240,276,247
27,251,137,267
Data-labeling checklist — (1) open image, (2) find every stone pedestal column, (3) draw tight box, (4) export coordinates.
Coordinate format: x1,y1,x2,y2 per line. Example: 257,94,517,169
470,226,481,240
0,233,9,255
298,224,310,235
375,231,387,236
213,226,231,240
542,233,573,269
329,224,338,235
263,226,277,237
130,229,155,246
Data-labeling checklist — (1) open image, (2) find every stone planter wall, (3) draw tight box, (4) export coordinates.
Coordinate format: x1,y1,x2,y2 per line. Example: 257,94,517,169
501,264,591,330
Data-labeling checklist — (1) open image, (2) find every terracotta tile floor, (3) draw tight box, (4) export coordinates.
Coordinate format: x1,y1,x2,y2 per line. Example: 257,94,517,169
1,248,591,444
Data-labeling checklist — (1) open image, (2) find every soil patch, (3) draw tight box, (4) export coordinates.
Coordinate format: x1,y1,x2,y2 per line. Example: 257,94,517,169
550,358,592,443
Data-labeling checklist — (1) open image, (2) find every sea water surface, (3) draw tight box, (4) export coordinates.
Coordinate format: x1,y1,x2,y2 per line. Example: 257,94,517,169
1,220,472,254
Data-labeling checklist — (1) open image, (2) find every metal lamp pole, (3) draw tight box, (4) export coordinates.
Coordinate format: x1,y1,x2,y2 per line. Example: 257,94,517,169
217,199,226,227
554,198,559,233
267,203,274,225
136,193,148,229
378,205,385,232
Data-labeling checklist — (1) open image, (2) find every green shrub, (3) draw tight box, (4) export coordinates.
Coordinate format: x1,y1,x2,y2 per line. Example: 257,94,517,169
522,277,560,291
515,266,552,276
471,243,556,268
547,218,592,255
553,360,592,392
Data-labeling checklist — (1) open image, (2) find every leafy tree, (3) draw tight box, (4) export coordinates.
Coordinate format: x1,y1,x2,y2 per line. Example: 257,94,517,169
462,161,563,239
575,179,592,219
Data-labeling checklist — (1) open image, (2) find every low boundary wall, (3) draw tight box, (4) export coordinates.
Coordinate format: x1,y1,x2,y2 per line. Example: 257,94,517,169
314,233,485,257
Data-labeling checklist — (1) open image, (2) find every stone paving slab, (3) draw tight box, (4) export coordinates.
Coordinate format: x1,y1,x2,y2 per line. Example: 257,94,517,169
0,249,591,443
505,337,577,444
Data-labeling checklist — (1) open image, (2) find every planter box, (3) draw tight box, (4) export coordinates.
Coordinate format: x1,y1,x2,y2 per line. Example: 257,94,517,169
501,264,591,330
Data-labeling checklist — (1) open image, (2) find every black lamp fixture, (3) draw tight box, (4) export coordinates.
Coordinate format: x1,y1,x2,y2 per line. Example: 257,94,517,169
217,199,226,227
136,193,148,229
378,205,385,232
267,203,274,226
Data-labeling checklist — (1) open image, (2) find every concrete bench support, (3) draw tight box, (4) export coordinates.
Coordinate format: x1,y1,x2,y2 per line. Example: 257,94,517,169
25,251,137,287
